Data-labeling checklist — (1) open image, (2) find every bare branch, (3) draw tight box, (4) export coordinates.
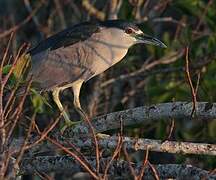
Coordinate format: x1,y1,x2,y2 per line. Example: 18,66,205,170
0,2,43,39
96,136,216,156
10,134,216,163
66,136,216,156
66,102,216,135
54,0,66,29
46,136,99,179
82,0,105,20
19,156,216,179
185,47,197,118
107,0,122,20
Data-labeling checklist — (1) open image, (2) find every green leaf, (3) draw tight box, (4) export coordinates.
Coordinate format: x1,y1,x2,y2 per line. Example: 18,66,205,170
2,65,12,74
30,89,52,113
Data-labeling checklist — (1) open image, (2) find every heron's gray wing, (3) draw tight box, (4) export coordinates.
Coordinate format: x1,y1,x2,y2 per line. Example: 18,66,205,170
30,53,88,91
28,22,100,91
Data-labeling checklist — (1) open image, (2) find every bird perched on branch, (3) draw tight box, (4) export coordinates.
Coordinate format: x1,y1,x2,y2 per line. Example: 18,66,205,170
14,20,166,128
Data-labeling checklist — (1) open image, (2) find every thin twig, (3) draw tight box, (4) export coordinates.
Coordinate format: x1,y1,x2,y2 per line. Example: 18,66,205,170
82,0,105,20
148,162,160,180
0,32,14,151
84,115,100,177
166,119,175,140
185,47,197,118
195,72,201,95
107,0,122,20
103,134,123,179
23,0,41,28
64,139,91,168
26,113,62,150
54,0,66,29
5,78,32,145
46,136,99,179
103,116,124,178
0,2,43,39
123,145,137,179
12,113,36,178
138,146,149,180
2,43,27,87
194,0,213,33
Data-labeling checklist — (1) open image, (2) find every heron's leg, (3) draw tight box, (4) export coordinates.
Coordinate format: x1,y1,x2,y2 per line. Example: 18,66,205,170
72,80,108,138
52,88,71,125
72,80,107,139
71,80,88,120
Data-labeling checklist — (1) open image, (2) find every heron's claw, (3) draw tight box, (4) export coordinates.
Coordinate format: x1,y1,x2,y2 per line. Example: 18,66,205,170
60,120,82,134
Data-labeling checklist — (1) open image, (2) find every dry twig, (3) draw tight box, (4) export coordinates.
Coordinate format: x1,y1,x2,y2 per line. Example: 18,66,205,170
185,47,198,118
82,0,105,20
0,2,43,39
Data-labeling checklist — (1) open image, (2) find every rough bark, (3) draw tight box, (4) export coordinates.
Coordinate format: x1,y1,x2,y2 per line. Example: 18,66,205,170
68,136,216,156
65,102,216,136
19,155,216,179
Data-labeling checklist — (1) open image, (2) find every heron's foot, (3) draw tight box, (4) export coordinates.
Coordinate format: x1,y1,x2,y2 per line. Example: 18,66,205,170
60,120,82,134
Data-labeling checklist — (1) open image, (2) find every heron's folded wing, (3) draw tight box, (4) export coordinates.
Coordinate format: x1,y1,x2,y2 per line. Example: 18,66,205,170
33,65,87,91
28,22,100,55
26,22,100,91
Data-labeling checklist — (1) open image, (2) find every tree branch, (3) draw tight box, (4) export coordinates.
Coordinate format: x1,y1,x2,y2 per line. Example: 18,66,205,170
9,102,216,157
19,155,216,179
9,135,216,160
65,102,216,136
82,0,105,20
0,1,43,39
68,136,216,156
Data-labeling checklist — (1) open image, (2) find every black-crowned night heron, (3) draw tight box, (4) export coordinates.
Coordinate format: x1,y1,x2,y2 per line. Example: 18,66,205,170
15,20,166,126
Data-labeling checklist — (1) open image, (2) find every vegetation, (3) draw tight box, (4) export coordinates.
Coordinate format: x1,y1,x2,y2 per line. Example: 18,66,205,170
0,0,216,179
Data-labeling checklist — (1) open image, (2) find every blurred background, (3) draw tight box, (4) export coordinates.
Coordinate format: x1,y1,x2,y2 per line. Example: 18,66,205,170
1,0,216,176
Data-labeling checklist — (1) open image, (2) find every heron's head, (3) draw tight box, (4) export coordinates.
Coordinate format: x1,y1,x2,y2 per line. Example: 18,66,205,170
99,20,167,48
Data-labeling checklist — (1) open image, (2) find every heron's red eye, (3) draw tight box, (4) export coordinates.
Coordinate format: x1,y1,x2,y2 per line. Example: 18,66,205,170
125,28,133,34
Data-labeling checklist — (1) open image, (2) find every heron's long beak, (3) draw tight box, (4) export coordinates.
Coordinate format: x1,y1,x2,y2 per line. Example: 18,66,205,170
135,33,167,48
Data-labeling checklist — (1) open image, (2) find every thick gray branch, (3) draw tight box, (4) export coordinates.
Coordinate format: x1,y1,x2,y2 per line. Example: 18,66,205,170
19,155,216,179
66,102,216,136
9,135,216,158
69,136,216,156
